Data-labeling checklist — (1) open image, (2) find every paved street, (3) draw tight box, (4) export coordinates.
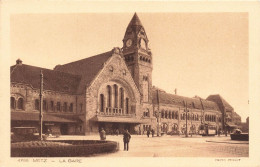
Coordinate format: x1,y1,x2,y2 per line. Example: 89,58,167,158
50,134,249,157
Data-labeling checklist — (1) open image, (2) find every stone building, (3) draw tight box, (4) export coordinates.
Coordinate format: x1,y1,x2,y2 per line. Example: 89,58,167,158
10,13,240,135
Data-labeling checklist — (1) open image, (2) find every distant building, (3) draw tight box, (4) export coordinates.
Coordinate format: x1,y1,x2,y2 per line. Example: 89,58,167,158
10,13,241,135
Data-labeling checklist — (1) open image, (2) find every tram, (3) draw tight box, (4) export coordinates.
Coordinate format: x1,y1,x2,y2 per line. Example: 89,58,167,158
199,124,216,136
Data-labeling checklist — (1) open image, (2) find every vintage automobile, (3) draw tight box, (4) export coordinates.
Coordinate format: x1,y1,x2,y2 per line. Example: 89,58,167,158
11,127,47,142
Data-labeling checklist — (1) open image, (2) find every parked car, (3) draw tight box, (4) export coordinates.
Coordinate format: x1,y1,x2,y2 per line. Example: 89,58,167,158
11,127,47,142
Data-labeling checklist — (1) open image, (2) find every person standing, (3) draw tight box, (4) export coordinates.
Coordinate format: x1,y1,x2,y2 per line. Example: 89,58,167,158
147,129,150,138
100,128,106,140
123,129,131,151
151,129,155,137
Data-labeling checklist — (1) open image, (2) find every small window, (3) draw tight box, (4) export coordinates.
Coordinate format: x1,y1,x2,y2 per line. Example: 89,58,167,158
80,103,83,112
43,100,47,111
50,101,54,111
57,102,61,111
69,103,73,112
11,97,15,109
63,102,68,112
17,98,24,110
35,99,40,110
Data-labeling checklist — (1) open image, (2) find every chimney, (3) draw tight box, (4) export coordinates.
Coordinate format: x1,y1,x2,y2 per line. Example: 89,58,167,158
174,88,177,95
16,59,22,65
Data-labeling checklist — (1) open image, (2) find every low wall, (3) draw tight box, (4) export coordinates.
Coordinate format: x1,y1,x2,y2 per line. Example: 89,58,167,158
11,140,118,157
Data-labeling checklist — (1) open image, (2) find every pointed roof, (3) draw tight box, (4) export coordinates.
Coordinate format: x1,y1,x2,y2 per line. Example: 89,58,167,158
128,13,143,27
206,94,234,111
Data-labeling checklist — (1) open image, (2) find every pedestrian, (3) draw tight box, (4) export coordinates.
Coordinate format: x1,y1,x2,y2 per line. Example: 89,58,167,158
123,129,131,151
116,129,119,136
99,128,106,140
147,129,150,138
151,129,155,137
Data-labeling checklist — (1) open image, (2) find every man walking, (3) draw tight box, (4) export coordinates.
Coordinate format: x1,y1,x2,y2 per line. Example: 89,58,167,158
99,128,106,140
123,129,131,151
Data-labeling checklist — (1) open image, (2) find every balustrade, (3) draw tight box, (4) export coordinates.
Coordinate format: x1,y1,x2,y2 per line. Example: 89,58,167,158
99,107,134,117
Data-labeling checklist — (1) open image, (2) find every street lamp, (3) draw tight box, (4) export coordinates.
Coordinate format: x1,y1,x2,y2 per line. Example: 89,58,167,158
184,101,189,137
156,110,161,136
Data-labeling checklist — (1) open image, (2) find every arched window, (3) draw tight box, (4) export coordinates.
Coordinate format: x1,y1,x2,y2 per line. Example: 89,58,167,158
100,94,104,112
35,99,39,110
169,111,172,119
11,97,15,109
107,85,112,107
57,102,61,111
69,103,73,112
161,110,164,118
43,100,47,111
17,98,23,110
114,84,118,108
187,113,190,120
63,102,68,112
120,88,124,109
143,76,149,102
165,111,168,119
175,112,178,119
126,98,129,114
50,101,54,111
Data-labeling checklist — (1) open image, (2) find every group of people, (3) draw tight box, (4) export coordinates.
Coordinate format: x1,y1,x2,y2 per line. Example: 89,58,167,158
146,129,155,137
99,128,131,151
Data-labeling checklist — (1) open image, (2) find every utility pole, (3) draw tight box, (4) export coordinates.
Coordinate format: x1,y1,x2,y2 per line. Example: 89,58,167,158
156,89,160,136
39,70,43,141
184,101,189,137
191,108,192,137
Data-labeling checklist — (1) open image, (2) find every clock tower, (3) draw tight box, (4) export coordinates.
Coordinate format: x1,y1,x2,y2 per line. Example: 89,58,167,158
122,13,153,104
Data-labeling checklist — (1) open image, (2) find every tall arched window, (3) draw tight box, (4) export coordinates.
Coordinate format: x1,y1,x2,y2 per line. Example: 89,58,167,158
165,111,168,119
17,98,23,110
126,98,129,114
63,102,68,112
175,112,178,119
107,85,112,107
43,100,47,111
114,84,118,108
161,110,164,118
69,103,73,112
143,76,149,102
169,111,171,119
100,94,104,112
120,88,124,109
11,97,15,109
35,99,39,110
57,102,61,111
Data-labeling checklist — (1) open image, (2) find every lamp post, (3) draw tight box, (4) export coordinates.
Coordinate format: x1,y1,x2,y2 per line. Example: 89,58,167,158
184,101,189,138
156,89,161,136
39,70,43,141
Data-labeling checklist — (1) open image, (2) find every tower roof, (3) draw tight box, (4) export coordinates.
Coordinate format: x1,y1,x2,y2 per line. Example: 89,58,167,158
127,13,143,27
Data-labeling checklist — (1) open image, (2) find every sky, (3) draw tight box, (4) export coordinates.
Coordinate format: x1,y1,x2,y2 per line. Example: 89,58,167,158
10,13,249,122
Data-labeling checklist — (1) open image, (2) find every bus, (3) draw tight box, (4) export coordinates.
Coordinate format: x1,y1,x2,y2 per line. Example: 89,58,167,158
199,124,216,136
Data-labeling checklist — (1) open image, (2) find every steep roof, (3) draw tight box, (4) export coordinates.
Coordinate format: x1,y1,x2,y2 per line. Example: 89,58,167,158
11,64,81,94
54,50,113,93
128,13,143,27
152,88,220,111
206,94,234,111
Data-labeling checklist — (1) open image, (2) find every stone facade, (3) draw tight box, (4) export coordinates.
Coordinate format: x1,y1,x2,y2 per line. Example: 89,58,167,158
10,13,241,136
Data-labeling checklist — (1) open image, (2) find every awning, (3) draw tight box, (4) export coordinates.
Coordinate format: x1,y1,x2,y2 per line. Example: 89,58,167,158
91,115,149,124
226,122,238,128
11,112,79,123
